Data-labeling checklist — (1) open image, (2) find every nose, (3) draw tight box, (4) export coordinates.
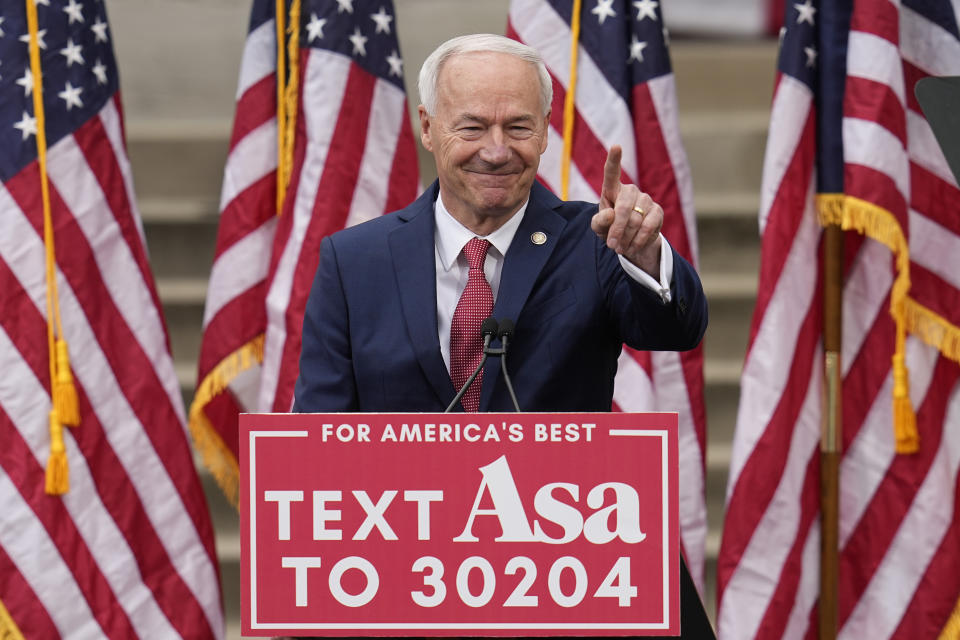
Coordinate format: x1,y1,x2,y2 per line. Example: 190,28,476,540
478,127,511,166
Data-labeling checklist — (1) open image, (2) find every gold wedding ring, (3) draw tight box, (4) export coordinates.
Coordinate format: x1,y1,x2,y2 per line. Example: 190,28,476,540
633,205,645,217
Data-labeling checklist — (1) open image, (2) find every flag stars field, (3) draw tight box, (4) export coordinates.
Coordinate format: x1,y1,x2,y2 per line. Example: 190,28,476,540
629,36,648,63
63,0,85,25
13,111,36,141
592,0,617,25
19,29,47,50
386,49,402,77
60,38,84,67
90,17,108,43
349,26,368,56
370,6,393,34
58,81,83,110
307,13,326,41
795,0,816,25
92,58,107,85
633,0,658,22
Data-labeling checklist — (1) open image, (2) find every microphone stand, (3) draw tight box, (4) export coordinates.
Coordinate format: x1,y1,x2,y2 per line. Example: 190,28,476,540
444,317,522,412
444,318,498,413
496,319,520,411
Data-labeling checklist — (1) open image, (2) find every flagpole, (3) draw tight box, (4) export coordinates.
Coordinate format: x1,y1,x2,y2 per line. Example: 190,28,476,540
820,221,843,640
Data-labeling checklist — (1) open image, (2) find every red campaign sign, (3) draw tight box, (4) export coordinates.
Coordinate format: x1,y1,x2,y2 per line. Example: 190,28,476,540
240,412,679,637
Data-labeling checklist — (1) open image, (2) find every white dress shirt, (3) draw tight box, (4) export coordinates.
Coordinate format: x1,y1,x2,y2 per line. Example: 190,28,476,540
434,193,674,371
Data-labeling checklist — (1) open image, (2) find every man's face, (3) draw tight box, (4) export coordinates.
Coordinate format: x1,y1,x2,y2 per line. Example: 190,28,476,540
419,51,549,231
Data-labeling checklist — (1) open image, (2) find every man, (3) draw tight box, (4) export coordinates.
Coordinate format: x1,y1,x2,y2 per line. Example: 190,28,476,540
294,34,712,637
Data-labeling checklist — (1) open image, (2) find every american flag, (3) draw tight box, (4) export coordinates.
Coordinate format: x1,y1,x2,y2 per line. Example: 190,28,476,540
717,0,960,637
508,0,708,592
189,0,418,503
0,1,223,638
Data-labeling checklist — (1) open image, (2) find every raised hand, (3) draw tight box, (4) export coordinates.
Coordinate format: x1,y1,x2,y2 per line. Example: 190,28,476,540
590,145,663,276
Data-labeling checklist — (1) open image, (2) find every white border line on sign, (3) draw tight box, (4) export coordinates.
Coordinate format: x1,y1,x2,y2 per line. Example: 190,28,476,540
249,425,672,631
609,428,670,628
249,429,309,630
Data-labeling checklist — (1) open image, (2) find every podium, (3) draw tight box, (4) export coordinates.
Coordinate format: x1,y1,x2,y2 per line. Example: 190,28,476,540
238,412,713,638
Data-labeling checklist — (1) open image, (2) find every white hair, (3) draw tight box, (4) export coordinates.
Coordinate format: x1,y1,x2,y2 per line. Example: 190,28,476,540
418,33,553,116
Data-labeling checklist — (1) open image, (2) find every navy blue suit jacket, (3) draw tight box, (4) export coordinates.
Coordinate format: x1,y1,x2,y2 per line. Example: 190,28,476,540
294,180,707,413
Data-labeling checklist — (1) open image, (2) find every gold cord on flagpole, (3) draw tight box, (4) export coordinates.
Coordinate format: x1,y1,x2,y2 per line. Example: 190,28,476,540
275,0,301,216
26,0,79,495
275,0,288,215
560,0,583,200
817,193,926,454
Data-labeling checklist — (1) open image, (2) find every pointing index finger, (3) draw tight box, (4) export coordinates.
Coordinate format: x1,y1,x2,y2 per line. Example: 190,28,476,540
600,145,623,208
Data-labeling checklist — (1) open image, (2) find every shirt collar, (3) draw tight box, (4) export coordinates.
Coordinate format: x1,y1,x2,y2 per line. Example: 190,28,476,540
434,192,528,272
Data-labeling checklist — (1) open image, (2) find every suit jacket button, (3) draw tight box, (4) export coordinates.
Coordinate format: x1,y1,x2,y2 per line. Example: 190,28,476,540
677,298,687,314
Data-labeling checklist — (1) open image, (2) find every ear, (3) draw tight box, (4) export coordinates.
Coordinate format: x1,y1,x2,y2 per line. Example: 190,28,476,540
418,105,433,152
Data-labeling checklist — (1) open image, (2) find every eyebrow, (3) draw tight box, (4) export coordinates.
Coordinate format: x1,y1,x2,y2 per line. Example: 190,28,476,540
455,113,537,125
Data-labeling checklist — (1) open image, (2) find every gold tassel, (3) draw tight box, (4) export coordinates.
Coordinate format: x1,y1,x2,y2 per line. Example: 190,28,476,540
892,353,918,454
45,410,69,495
53,339,80,426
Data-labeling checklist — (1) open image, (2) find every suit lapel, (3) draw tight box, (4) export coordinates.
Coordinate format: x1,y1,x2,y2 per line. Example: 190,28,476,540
389,185,457,408
480,184,568,410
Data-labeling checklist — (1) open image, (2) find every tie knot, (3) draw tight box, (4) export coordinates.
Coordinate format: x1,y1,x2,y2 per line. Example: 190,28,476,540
463,237,490,270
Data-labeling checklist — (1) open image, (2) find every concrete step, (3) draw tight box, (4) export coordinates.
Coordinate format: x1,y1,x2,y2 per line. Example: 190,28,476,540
144,213,219,280
157,278,206,370
126,124,229,202
672,40,777,114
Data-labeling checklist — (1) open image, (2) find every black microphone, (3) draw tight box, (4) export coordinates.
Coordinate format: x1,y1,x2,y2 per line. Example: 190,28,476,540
444,317,499,413
497,318,521,411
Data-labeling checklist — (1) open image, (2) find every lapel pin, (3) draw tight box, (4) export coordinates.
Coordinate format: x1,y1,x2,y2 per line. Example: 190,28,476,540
531,231,547,245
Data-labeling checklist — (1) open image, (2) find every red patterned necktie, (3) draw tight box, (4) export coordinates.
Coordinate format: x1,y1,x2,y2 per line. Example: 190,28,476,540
450,237,494,412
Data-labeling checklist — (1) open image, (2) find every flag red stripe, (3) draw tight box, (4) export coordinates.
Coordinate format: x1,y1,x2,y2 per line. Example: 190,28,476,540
384,109,420,214
631,83,695,257
831,293,895,447
844,76,907,147
229,75,276,152
745,110,816,355
73,116,170,345
271,64,378,411
198,281,268,375
0,538,59,638
849,0,900,41
212,174,277,261
679,346,708,452
0,407,138,638
844,164,908,221
263,47,315,290
0,255,216,639
910,163,960,235
4,169,218,569
717,270,822,603
909,263,960,324
3,419,126,638
755,448,820,639
202,388,245,455
903,61,928,115
546,77,632,192
836,367,946,628
838,357,959,629
627,84,707,457
894,418,960,636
